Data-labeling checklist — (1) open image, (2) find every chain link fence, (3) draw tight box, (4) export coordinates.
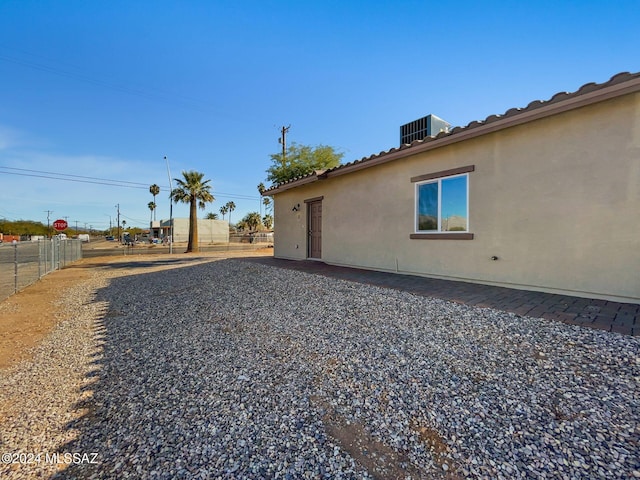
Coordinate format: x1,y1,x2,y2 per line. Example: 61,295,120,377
0,238,83,302
229,232,274,244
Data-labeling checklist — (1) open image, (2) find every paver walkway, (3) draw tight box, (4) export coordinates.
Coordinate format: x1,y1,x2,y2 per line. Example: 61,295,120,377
248,257,639,337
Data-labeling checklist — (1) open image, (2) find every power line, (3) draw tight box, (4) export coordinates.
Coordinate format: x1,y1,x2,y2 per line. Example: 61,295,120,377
210,192,259,201
121,213,149,224
0,166,149,187
0,166,261,199
0,168,148,189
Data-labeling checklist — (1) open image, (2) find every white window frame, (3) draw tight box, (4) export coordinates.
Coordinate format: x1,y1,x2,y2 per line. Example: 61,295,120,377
415,172,469,234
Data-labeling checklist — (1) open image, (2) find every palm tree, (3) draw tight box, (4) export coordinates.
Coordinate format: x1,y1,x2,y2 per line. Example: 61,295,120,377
245,212,262,231
149,184,160,221
205,212,218,220
170,170,214,253
120,220,127,244
219,205,228,221
257,182,272,216
235,219,248,232
225,201,236,225
148,202,156,222
263,196,272,215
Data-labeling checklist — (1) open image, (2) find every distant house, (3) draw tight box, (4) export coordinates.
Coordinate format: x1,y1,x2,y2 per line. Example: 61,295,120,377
263,72,640,303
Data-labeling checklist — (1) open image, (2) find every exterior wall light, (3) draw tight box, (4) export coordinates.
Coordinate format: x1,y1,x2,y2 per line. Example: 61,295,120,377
292,204,300,212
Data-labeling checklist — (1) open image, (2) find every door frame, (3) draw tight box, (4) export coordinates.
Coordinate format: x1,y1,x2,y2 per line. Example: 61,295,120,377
305,196,323,259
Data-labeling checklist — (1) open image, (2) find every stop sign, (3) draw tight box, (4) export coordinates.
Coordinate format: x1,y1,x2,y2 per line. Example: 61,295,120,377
53,219,68,231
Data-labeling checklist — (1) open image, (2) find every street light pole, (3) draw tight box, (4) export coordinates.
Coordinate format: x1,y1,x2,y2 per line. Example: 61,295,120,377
164,156,174,255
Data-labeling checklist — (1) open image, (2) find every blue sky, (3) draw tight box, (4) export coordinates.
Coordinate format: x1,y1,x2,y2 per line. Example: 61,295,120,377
1,0,638,231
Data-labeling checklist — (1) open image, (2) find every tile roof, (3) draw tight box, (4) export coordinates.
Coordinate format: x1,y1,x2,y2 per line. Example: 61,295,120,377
264,71,640,195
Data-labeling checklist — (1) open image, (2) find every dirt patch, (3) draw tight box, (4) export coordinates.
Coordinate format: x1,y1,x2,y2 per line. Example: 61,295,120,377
315,357,460,479
0,248,273,370
409,419,460,478
0,264,90,369
310,395,421,479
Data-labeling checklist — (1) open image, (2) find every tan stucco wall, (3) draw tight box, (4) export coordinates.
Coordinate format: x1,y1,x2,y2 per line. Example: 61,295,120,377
273,93,640,302
171,218,229,244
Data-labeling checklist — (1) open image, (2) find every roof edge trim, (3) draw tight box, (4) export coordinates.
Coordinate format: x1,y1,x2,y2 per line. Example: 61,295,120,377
264,73,640,195
261,171,324,195
323,76,640,181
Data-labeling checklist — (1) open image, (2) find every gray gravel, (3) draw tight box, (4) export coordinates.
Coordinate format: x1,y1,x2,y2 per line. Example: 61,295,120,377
0,257,638,479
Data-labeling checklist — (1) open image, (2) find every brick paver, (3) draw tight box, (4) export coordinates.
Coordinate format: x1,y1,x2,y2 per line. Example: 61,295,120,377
248,257,639,336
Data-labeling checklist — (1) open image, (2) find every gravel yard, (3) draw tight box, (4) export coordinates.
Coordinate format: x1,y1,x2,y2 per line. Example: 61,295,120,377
0,257,638,479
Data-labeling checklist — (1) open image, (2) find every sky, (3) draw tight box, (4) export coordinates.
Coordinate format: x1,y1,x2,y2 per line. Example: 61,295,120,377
417,175,467,230
1,0,638,232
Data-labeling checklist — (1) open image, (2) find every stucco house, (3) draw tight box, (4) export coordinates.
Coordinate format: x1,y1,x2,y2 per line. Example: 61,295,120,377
263,72,640,303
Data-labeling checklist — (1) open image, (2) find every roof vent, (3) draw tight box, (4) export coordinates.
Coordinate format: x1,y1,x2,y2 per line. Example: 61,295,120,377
400,114,451,145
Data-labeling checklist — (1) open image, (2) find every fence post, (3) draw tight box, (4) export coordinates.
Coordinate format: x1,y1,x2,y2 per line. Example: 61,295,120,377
13,243,18,294
43,239,47,275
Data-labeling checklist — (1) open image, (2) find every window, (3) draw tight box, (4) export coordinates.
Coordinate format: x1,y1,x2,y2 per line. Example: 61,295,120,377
410,165,474,240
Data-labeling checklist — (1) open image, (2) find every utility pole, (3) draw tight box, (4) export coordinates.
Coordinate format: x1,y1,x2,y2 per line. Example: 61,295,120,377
278,125,290,163
75,220,78,235
45,210,53,238
116,204,121,243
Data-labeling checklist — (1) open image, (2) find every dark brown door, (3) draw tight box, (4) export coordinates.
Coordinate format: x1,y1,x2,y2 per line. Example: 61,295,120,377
308,200,322,259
